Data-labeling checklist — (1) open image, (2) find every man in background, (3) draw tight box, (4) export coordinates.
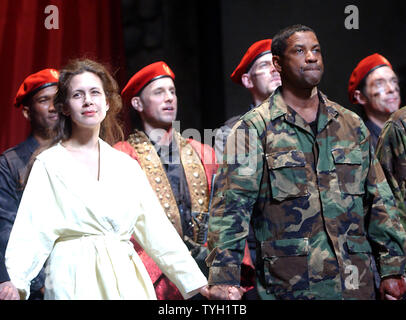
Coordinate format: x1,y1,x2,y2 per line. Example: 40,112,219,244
214,39,282,299
215,39,281,157
348,53,401,149
0,68,59,300
115,61,219,299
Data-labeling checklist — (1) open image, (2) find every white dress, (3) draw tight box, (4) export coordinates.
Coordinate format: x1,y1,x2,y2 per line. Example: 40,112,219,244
5,139,207,300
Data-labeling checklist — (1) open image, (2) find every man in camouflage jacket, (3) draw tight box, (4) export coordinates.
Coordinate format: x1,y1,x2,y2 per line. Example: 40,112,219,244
206,24,406,300
376,107,406,232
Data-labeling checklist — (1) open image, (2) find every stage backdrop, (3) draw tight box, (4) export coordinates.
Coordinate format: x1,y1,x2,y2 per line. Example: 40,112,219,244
0,0,127,153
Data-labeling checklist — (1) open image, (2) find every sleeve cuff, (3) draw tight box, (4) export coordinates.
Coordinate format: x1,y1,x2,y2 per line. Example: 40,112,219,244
379,255,406,278
182,284,206,300
208,265,241,286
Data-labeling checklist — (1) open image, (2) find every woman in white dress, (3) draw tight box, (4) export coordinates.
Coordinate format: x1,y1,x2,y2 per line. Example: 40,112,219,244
5,59,208,300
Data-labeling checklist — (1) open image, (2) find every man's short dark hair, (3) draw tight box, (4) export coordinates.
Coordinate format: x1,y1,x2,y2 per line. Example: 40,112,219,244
357,77,368,97
271,24,316,57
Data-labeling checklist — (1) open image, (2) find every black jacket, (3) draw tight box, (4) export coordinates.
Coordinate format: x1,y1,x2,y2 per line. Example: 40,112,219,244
0,251,9,282
0,136,45,296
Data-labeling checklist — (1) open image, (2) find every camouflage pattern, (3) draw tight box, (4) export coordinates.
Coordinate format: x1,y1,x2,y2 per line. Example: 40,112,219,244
376,106,406,231
206,87,406,300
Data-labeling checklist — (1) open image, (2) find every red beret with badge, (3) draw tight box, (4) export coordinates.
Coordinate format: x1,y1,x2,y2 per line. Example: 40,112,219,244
348,53,392,103
121,61,175,106
230,39,272,85
14,68,59,108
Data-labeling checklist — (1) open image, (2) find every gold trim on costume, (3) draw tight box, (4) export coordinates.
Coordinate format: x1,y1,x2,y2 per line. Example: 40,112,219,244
128,130,209,241
174,131,209,241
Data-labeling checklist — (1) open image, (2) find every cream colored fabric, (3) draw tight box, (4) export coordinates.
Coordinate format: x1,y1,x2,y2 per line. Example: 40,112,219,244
5,139,207,300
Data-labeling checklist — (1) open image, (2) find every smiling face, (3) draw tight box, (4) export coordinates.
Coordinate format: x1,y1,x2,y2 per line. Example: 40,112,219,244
65,71,109,131
274,31,324,89
362,66,401,115
132,76,177,131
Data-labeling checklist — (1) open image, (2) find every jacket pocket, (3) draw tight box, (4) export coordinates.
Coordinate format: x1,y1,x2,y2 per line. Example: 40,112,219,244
261,238,310,296
266,150,309,201
344,235,374,293
332,147,365,195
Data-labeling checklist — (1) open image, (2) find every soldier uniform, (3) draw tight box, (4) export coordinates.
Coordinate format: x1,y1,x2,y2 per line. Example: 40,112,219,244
214,39,282,299
348,53,399,150
206,87,406,300
376,106,406,230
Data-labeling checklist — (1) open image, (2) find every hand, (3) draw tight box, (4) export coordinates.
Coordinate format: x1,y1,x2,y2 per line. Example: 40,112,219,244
228,285,246,300
379,276,406,300
206,284,246,300
199,285,210,298
0,281,19,300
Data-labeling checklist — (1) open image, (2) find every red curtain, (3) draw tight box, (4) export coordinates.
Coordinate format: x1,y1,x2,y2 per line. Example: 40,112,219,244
0,0,127,153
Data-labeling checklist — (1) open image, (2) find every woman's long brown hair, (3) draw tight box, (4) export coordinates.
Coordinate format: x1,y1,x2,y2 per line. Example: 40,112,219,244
52,58,124,146
23,58,124,187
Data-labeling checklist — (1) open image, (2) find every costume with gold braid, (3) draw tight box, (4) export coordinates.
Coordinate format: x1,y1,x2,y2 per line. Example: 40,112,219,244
114,130,217,300
127,130,209,240
114,131,255,300
116,59,254,299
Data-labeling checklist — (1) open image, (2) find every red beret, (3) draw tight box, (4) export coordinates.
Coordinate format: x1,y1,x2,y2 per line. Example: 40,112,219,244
348,53,392,103
230,39,272,85
14,68,59,108
121,61,175,106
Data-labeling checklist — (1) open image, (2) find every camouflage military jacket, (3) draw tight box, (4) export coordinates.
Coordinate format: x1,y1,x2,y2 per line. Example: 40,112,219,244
376,106,406,231
206,88,406,300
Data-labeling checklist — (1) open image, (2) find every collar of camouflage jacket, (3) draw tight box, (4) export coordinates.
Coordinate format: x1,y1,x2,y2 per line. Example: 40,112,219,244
268,87,339,134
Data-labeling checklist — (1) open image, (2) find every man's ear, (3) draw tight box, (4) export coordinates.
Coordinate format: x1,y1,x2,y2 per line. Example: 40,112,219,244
241,73,253,89
131,96,143,112
22,105,30,121
353,90,368,106
272,55,282,73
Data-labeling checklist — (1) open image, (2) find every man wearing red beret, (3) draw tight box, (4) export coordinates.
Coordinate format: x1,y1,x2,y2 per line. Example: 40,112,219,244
215,39,281,157
0,68,59,300
348,53,401,149
214,39,282,299
231,39,282,107
114,61,218,299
